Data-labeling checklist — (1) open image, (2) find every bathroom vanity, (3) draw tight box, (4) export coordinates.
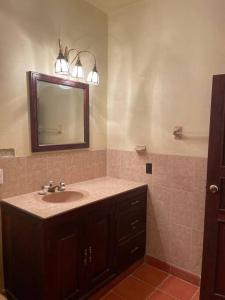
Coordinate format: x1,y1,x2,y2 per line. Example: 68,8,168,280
1,177,147,300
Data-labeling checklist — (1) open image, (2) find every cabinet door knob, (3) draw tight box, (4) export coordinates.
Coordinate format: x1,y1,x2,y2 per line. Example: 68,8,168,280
209,185,219,194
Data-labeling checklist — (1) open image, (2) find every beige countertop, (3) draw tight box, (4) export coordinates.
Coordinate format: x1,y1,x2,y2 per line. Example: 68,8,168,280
1,177,147,219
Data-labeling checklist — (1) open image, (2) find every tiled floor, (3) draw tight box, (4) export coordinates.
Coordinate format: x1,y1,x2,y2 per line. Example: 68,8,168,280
100,264,200,300
0,264,200,300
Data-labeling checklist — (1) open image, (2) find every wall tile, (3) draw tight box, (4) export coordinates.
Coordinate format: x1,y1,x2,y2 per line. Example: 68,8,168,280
0,150,107,199
170,189,193,227
26,156,47,193
0,157,28,198
148,226,171,263
192,209,205,232
191,230,204,275
107,149,207,276
170,224,192,270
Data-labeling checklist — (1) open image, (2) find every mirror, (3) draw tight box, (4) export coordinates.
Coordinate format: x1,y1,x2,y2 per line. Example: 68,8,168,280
28,72,89,152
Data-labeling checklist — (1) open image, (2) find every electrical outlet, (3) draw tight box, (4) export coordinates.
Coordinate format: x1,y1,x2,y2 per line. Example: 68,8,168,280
0,169,3,184
146,163,152,174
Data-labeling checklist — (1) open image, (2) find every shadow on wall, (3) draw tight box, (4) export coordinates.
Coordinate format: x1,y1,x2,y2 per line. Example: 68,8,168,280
107,0,215,156
146,188,171,263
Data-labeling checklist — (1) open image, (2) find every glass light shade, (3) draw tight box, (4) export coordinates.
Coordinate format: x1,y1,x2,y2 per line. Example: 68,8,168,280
55,58,69,74
87,65,99,86
71,56,84,79
71,65,84,79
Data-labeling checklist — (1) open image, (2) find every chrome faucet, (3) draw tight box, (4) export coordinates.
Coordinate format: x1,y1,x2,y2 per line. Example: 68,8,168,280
39,181,66,195
48,181,66,192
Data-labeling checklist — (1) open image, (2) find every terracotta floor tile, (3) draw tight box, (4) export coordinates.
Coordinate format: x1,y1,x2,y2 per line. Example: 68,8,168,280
148,290,176,300
159,276,198,300
192,289,200,300
133,264,168,287
113,275,154,300
101,291,124,300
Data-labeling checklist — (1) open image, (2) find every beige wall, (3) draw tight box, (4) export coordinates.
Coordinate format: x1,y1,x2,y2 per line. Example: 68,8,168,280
108,0,225,157
0,0,108,157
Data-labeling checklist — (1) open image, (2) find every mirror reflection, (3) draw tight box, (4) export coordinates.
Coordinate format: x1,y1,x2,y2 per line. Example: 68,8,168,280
37,81,84,145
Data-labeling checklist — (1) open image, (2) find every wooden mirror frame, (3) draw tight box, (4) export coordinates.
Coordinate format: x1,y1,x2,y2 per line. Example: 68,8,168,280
28,71,89,152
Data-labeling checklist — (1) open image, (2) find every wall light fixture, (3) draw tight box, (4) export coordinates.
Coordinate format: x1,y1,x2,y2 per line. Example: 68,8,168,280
55,39,99,86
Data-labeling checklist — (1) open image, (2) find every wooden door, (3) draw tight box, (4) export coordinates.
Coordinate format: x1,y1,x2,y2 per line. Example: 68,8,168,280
45,219,86,300
86,201,116,291
201,74,225,299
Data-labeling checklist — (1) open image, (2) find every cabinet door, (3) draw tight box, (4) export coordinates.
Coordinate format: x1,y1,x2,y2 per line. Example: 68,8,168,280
86,201,116,291
45,219,86,300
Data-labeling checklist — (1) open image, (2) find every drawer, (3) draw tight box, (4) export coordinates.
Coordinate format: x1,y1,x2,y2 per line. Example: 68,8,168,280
117,233,146,272
116,187,147,212
117,207,146,242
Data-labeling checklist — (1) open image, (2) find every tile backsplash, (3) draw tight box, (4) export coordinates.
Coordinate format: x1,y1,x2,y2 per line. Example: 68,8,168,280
107,149,207,276
0,150,107,199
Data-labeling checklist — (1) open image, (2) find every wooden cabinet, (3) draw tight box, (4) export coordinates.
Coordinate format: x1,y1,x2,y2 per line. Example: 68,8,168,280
44,213,86,300
115,188,147,272
1,186,147,300
83,200,116,296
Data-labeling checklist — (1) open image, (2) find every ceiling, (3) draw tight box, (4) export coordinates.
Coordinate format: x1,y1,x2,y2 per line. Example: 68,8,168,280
85,0,142,14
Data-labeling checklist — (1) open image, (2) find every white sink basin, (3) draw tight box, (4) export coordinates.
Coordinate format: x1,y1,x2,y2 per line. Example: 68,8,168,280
42,191,84,203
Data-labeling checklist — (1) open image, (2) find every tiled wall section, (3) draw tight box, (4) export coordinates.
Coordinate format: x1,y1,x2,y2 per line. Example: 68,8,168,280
107,149,207,276
0,150,107,199
0,149,206,277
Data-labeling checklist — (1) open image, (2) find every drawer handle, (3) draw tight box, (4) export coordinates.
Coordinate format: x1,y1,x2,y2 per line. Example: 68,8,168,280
130,246,139,254
83,248,88,266
130,200,140,206
88,246,92,264
130,219,140,227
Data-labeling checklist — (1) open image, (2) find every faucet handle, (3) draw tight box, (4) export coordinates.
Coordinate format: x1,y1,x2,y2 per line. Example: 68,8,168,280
59,182,66,191
39,185,48,195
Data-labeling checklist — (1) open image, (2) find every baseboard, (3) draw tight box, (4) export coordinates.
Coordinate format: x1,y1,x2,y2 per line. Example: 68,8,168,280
145,255,201,286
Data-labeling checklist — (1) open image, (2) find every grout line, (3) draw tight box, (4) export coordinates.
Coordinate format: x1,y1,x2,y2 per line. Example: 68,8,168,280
130,274,155,288
111,290,126,299
150,289,179,300
99,263,199,300
153,275,182,300
156,274,172,290
100,290,113,300
145,287,155,299
190,287,200,300
168,274,199,288
156,275,198,300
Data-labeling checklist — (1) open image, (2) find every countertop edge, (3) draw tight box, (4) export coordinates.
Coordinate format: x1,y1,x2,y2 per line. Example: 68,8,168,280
0,177,148,220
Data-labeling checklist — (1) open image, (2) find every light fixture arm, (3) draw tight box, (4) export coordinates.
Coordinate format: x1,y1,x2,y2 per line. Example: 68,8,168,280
58,39,79,61
71,50,97,67
66,48,79,61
